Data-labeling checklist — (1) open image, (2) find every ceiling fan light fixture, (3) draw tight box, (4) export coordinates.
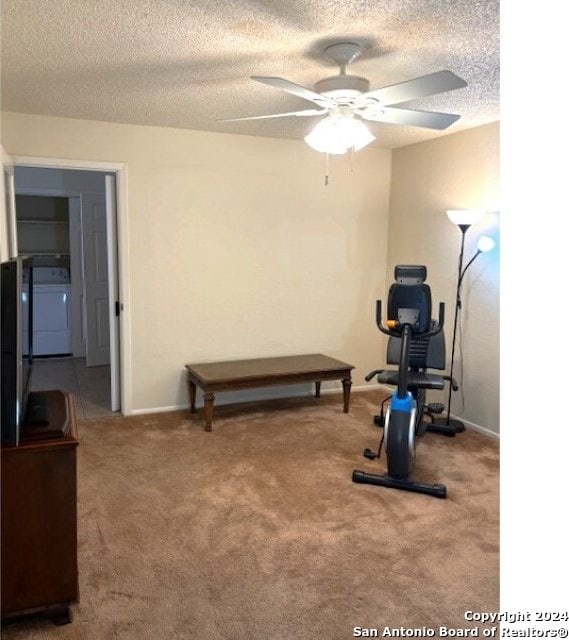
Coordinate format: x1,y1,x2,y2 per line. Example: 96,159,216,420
304,113,376,154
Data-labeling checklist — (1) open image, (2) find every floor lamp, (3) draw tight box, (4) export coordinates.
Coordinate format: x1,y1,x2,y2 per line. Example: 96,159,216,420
431,209,495,434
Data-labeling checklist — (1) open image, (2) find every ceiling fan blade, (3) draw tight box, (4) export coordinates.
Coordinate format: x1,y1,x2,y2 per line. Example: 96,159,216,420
354,70,467,108
219,108,327,122
251,76,332,107
359,106,461,130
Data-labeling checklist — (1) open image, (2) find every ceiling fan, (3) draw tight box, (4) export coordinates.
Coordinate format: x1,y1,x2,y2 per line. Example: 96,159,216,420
221,42,467,153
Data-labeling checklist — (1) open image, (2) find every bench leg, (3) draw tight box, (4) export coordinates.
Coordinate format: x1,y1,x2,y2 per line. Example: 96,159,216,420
188,380,197,413
342,377,352,413
204,392,215,432
315,381,321,398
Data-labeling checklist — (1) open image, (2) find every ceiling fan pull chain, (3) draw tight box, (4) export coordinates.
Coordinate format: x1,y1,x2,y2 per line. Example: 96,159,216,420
325,152,330,186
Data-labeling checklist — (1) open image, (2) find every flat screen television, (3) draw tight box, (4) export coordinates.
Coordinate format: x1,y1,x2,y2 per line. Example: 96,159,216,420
1,256,34,446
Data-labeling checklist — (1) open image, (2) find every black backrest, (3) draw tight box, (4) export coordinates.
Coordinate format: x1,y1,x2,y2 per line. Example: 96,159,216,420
386,323,446,370
385,265,445,370
387,265,432,335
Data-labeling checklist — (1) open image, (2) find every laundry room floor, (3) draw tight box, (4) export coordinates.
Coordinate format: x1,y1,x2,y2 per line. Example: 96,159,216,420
30,357,114,420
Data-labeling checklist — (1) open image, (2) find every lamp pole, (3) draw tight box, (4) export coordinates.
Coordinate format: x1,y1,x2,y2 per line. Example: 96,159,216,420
441,224,470,433
433,233,491,434
443,225,487,432
430,209,495,435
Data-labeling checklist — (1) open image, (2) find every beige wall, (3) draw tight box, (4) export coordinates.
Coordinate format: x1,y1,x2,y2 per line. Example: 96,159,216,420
388,122,500,432
1,112,499,431
1,112,392,413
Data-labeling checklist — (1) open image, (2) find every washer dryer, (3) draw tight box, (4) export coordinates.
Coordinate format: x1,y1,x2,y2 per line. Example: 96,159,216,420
31,267,72,356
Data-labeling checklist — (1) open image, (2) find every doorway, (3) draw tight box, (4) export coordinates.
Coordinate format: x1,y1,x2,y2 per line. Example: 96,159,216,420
11,159,130,418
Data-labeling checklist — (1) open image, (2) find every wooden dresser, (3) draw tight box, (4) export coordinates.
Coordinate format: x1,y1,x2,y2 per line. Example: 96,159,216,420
1,390,79,625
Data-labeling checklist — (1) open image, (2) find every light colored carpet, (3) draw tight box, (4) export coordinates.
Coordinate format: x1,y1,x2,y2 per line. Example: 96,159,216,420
2,390,499,640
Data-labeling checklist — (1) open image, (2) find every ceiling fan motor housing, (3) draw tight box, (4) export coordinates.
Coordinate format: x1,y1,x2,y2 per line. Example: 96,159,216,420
324,42,364,66
314,75,370,101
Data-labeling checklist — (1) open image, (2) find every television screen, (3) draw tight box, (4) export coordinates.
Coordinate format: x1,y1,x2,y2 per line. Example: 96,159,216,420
1,256,34,445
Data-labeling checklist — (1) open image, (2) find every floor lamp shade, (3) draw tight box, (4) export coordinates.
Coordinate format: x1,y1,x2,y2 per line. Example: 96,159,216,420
446,209,486,227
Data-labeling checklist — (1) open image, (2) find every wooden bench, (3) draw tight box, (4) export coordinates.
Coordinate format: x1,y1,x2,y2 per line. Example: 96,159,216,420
185,354,354,431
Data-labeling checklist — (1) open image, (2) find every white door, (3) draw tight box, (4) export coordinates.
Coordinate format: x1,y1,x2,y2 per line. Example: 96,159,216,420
81,192,110,367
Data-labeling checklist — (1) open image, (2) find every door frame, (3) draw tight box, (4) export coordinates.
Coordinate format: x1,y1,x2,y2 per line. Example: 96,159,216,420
1,145,18,260
11,156,132,415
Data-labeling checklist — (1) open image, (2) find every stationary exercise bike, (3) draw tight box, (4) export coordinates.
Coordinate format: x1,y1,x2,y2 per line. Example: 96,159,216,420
352,265,456,498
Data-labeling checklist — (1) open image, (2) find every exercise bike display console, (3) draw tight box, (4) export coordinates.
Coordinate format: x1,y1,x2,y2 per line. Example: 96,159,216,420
353,265,453,498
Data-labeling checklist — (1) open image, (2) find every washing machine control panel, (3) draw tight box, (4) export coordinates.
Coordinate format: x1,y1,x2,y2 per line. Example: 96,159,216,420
33,267,71,283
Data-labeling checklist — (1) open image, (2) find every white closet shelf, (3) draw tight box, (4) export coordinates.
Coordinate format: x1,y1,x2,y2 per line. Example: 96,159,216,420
17,219,69,225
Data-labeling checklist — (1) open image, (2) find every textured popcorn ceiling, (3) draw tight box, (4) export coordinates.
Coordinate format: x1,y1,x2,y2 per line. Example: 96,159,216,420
0,0,499,149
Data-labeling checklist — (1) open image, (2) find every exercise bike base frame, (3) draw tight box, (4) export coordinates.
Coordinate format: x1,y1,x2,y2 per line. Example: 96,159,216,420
375,415,457,437
429,416,465,434
352,469,447,499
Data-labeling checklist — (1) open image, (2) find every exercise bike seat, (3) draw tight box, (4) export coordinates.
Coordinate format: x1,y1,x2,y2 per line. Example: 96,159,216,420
375,369,445,390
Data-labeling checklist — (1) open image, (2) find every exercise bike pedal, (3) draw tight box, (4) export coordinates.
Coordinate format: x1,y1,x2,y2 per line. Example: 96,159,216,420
363,448,378,460
373,414,385,427
426,402,445,415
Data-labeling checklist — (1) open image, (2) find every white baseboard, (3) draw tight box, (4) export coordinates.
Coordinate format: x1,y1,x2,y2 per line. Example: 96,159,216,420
455,416,499,439
129,383,371,417
130,404,188,416
130,384,499,439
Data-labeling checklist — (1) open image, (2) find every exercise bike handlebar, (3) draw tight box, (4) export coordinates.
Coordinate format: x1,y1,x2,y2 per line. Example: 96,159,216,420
375,300,445,338
443,374,459,391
